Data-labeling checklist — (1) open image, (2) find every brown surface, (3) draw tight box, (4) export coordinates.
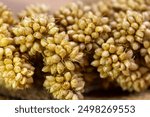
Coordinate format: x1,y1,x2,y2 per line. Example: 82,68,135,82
0,85,150,100
0,86,51,100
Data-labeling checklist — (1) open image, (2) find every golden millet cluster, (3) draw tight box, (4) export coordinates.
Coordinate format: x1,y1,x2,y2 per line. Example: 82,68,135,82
1,0,150,100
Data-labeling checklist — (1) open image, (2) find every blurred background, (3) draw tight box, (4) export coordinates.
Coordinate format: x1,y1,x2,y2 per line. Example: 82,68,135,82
0,0,75,12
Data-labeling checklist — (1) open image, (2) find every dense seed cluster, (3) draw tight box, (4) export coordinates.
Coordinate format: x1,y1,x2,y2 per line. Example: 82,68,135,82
112,10,146,51
54,1,91,30
1,0,150,100
0,52,35,89
42,32,85,74
12,14,50,56
0,27,34,90
43,72,84,100
41,30,86,99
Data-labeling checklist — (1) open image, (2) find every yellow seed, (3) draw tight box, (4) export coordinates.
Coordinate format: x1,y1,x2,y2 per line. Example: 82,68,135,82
100,57,106,65
119,63,125,71
91,60,99,67
78,19,86,29
49,27,59,35
122,21,130,29
112,61,120,68
4,58,12,64
126,35,134,43
33,32,42,39
67,16,74,24
42,65,49,72
33,42,41,52
62,82,70,90
106,37,114,44
129,62,139,71
41,38,47,47
113,31,121,39
64,72,72,81
135,15,143,24
50,83,61,93
100,71,108,78
106,57,112,65
131,22,139,29
0,37,13,47
109,45,116,53
50,64,57,74
131,73,137,81
102,43,109,50
13,57,21,63
51,54,61,64
65,60,75,71
46,75,55,82
103,25,111,32
55,45,66,58
14,66,21,73
116,46,124,55
24,27,33,35
136,30,144,37
26,34,34,42
7,70,15,78
111,55,118,63
97,38,104,45
119,36,127,43
5,64,13,70
71,79,78,88
20,45,27,52
102,51,109,57
84,27,92,35
56,76,64,83
40,26,47,33
135,71,141,78
15,73,23,81
122,70,130,76
65,91,73,100
4,48,12,57
132,42,140,50
103,65,112,72
128,27,135,35
33,22,40,31
119,53,127,61
91,32,99,39
39,17,47,26
26,70,34,77
57,62,65,74
15,36,25,44
14,62,22,66
85,35,91,43
95,26,103,33
127,16,135,23
25,42,32,48
46,43,55,51
143,41,150,48
21,68,28,75
69,46,79,59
